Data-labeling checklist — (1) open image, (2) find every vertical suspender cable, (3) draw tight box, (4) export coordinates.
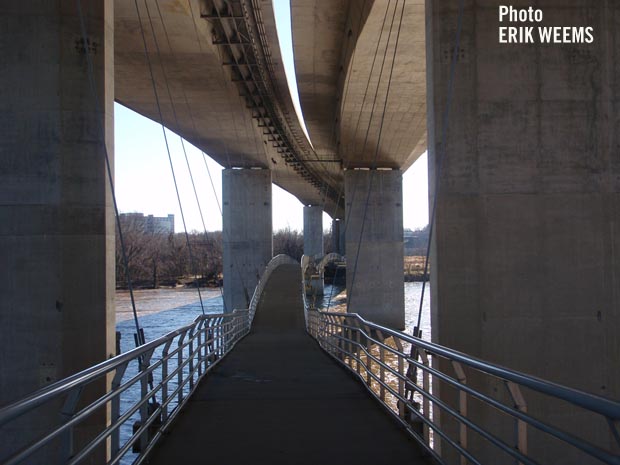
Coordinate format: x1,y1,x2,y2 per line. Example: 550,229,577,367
76,0,145,346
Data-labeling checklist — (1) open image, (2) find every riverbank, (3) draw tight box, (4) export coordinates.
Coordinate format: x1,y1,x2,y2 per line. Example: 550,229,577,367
404,255,429,281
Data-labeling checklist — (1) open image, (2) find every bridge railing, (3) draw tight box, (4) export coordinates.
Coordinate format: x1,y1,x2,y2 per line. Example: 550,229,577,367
0,310,250,465
304,307,620,465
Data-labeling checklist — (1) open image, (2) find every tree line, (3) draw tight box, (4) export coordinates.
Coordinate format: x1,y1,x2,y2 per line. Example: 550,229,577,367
115,221,429,289
115,224,333,289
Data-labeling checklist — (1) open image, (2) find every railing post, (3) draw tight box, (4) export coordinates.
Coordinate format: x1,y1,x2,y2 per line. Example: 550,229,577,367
206,319,215,365
196,319,204,378
451,361,468,465
364,324,372,386
60,386,83,461
419,349,431,444
188,324,195,391
111,363,128,459
345,317,354,369
393,338,406,419
139,349,155,454
376,330,386,402
355,320,362,375
506,381,528,464
177,331,188,405
160,339,173,425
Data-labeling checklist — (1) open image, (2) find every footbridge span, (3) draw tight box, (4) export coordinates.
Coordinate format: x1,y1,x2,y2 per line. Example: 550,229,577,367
1,1,620,464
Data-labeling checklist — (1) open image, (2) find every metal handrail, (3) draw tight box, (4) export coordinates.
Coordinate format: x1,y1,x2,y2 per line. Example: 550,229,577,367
304,305,620,464
0,310,250,465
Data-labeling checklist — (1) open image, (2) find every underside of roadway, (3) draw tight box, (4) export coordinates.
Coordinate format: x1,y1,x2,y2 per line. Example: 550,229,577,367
148,263,427,464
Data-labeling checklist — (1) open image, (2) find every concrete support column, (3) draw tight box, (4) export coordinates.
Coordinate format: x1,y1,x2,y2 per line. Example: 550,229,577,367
344,169,404,329
303,205,324,259
331,218,344,255
428,2,620,462
303,205,324,295
0,1,114,462
223,168,272,312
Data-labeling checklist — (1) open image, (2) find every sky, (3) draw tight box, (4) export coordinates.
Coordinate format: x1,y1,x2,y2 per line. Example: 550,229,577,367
114,1,429,233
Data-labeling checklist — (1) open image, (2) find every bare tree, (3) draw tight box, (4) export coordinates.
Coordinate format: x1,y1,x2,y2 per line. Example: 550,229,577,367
273,227,304,261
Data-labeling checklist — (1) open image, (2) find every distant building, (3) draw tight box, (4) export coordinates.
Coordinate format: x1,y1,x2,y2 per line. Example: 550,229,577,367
119,213,174,234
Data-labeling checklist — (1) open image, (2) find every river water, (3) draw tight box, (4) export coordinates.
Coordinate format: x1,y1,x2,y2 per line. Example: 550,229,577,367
116,282,431,349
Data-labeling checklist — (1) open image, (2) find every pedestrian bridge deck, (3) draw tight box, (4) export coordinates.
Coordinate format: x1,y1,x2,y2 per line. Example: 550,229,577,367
148,263,426,464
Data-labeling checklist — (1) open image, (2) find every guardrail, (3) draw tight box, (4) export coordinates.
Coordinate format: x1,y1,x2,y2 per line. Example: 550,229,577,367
0,310,249,465
304,306,620,464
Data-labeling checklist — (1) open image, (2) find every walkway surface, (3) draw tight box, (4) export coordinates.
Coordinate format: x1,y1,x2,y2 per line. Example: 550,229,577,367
149,263,426,464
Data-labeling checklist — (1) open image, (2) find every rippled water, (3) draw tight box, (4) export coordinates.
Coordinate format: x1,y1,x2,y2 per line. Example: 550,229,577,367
116,288,224,352
317,282,432,341
116,283,430,344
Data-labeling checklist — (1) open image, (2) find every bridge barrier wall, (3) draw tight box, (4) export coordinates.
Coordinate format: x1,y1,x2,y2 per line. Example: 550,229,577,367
303,300,620,465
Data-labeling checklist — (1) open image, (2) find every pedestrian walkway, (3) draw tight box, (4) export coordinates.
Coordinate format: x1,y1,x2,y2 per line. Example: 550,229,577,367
148,263,427,464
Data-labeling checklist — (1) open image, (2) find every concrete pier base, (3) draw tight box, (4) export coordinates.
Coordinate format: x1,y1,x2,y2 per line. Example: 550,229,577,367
222,168,273,312
428,2,620,463
344,169,404,329
0,1,114,463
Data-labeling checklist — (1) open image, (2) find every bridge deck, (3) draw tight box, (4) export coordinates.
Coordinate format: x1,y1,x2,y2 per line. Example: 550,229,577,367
149,264,426,464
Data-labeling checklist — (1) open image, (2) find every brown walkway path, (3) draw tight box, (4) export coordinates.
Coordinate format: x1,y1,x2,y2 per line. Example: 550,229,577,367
148,263,427,464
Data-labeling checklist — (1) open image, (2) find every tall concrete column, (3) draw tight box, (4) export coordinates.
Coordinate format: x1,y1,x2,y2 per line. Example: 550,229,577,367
0,1,114,462
331,217,346,255
344,169,404,329
303,205,324,259
303,205,324,295
428,2,619,462
223,168,273,312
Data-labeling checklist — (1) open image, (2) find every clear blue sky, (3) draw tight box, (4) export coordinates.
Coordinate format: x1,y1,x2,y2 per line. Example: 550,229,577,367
114,1,428,233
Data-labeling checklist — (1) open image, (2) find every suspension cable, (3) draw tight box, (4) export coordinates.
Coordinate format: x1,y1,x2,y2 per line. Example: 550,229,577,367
134,0,206,315
76,0,145,346
414,0,465,337
347,0,406,312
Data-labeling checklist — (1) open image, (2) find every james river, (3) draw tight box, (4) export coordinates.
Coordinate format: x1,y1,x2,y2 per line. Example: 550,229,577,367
116,283,431,353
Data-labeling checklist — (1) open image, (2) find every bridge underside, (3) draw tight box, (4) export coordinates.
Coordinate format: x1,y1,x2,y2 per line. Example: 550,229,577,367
114,0,342,215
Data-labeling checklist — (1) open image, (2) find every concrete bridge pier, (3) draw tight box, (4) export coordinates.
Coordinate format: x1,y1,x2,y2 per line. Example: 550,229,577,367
331,218,345,255
344,169,404,329
428,1,620,462
303,205,324,295
222,168,273,312
0,1,114,462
